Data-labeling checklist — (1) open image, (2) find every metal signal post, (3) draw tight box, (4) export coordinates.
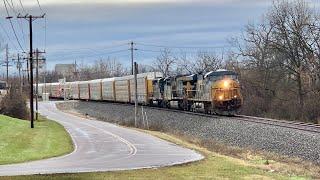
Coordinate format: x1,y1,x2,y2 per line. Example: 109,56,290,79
18,14,45,129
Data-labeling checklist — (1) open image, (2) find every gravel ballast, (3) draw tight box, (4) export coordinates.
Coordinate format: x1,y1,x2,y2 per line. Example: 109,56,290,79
57,101,320,164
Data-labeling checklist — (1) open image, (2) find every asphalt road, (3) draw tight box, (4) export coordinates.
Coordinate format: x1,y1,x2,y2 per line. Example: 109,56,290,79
0,101,203,176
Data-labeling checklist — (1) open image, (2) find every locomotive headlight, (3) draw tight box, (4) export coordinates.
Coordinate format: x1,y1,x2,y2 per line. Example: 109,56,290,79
223,80,230,89
218,95,224,100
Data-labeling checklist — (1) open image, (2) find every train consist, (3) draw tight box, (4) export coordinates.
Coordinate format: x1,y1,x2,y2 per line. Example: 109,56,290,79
37,69,243,115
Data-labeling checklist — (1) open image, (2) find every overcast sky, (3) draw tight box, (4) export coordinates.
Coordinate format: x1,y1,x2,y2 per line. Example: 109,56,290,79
0,0,319,74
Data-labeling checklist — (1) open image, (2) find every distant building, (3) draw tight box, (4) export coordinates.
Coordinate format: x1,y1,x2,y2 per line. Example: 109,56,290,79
55,64,75,77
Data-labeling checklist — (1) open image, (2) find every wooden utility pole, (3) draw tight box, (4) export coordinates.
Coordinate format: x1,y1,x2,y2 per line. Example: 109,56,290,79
18,13,45,129
73,60,79,81
35,49,46,120
12,53,23,93
43,59,47,94
29,15,35,128
5,44,9,82
35,49,39,121
130,42,137,75
25,56,29,83
1,45,12,84
131,42,134,75
22,56,29,88
17,54,22,93
134,62,138,127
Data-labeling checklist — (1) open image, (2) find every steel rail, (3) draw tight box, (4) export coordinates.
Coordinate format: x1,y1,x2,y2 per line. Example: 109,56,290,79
148,106,320,133
75,100,320,134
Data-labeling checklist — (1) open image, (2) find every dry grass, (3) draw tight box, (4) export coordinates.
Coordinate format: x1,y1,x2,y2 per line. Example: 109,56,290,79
143,130,320,179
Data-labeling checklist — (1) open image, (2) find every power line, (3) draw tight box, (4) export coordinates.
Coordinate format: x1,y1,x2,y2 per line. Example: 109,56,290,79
49,42,129,53
9,0,14,8
136,42,230,49
17,19,27,47
5,0,27,48
51,49,129,60
6,0,17,14
138,49,162,53
36,0,43,12
18,0,26,13
138,48,227,54
50,47,129,57
0,21,18,51
3,0,25,52
49,46,228,62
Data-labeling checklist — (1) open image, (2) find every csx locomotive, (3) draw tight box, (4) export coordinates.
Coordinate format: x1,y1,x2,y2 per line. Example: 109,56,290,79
37,69,242,115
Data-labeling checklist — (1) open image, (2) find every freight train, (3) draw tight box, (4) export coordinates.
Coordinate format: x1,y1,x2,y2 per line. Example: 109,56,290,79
37,69,243,115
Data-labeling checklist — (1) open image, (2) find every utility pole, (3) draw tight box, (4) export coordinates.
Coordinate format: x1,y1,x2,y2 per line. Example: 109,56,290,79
43,59,47,94
22,64,25,87
35,48,46,120
130,42,137,75
35,49,39,121
22,56,29,88
29,15,35,128
1,45,12,84
17,54,22,93
25,56,29,83
12,53,23,93
134,62,138,127
73,60,78,81
5,44,9,82
18,13,45,129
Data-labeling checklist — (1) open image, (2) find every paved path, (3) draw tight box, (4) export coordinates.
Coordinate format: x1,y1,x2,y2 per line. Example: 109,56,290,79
0,102,203,176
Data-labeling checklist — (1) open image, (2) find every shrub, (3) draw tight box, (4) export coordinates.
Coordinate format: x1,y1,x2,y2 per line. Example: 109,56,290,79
0,83,29,120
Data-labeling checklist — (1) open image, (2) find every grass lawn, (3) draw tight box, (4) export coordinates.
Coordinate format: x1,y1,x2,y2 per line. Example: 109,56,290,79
0,115,73,165
6,129,317,180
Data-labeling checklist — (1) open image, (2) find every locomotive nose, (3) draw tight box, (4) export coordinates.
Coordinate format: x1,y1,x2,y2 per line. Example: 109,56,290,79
212,78,242,111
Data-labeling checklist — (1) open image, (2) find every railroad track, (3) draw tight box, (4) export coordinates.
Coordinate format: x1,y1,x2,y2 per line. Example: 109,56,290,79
75,100,320,134
146,106,320,133
235,115,320,134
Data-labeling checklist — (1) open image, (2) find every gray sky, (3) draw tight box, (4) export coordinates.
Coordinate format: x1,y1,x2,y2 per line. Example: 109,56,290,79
0,0,319,73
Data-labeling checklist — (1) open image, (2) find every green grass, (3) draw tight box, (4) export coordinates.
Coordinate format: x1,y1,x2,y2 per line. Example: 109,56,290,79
4,130,316,180
0,115,74,165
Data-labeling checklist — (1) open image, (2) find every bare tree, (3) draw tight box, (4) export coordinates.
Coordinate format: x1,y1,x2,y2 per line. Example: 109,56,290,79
138,64,156,73
233,0,320,122
176,52,193,75
193,51,222,74
154,49,176,76
268,0,316,111
176,51,222,75
233,18,282,111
